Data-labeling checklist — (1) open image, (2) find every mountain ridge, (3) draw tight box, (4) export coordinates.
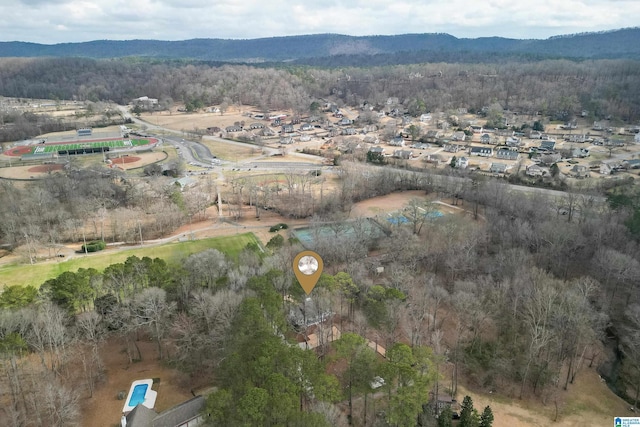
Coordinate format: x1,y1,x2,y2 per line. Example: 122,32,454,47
0,28,638,62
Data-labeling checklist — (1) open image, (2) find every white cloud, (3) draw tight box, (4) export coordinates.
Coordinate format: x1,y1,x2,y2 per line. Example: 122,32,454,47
0,0,638,44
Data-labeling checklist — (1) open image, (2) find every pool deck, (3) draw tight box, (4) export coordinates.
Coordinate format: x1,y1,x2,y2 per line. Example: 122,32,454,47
122,379,157,414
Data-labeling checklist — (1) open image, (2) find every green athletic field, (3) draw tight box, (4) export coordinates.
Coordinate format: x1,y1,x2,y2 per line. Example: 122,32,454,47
32,138,152,154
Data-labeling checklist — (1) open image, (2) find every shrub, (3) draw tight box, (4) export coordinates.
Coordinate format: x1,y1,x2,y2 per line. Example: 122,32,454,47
80,240,106,253
269,223,288,232
266,234,285,250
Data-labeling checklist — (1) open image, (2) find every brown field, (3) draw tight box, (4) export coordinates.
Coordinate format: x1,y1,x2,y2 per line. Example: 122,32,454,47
140,105,256,132
199,138,260,162
0,151,167,179
28,163,65,173
458,367,628,427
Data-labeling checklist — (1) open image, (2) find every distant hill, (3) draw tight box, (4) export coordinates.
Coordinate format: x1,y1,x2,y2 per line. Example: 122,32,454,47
0,28,639,62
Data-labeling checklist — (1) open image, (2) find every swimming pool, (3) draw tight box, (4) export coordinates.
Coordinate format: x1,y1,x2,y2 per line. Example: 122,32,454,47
122,379,157,413
128,384,148,407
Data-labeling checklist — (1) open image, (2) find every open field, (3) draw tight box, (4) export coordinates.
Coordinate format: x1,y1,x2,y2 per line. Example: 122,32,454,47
0,233,260,289
458,367,628,427
199,137,260,161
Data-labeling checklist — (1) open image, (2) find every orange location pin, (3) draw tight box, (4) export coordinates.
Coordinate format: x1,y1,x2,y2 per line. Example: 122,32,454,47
293,250,323,295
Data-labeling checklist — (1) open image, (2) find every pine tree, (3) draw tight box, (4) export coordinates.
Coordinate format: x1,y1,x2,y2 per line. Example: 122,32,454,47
437,405,453,427
479,405,494,427
459,395,475,427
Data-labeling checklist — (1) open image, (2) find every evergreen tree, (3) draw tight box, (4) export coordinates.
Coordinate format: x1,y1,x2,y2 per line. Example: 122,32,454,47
459,395,475,427
479,405,494,427
437,405,453,427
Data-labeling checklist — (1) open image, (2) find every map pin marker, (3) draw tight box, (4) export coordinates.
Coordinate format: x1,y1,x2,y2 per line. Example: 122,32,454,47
293,250,323,295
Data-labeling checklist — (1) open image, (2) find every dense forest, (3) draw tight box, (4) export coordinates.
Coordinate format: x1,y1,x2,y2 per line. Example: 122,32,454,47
1,28,639,61
0,56,639,130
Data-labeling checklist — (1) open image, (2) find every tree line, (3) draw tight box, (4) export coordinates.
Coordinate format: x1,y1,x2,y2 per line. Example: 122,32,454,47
0,56,639,123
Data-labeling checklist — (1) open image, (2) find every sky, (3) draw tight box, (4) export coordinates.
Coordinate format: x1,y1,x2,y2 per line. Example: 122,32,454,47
1,0,638,44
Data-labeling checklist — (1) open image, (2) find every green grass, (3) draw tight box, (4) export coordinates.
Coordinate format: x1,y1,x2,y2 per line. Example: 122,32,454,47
0,233,260,289
30,138,154,154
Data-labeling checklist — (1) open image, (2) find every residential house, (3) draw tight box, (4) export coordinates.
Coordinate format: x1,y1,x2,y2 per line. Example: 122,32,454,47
299,134,312,142
389,136,405,147
393,150,414,160
529,130,543,139
420,113,432,122
123,396,206,427
225,125,242,133
342,128,357,136
133,96,158,107
470,146,492,157
410,143,430,150
206,126,221,135
593,121,604,131
249,122,265,129
566,134,588,143
363,135,379,144
362,124,378,133
300,123,313,131
605,138,625,147
480,133,492,144
171,177,197,190
571,148,590,158
443,143,463,153
261,127,276,137
369,146,385,155
625,159,640,169
429,395,461,420
470,125,484,133
452,131,466,142
281,124,295,133
280,136,294,145
424,153,444,164
457,156,469,169
526,164,545,177
570,165,590,178
539,140,556,151
490,163,509,174
600,160,623,175
338,117,353,126
495,148,519,161
425,130,442,142
505,136,521,147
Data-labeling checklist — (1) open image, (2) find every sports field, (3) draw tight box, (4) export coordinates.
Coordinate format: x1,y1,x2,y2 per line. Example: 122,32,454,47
0,232,260,289
4,137,157,157
34,138,149,153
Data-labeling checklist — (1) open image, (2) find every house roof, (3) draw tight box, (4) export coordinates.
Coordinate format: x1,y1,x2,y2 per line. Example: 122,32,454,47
490,163,508,172
496,149,519,160
470,146,491,153
152,396,205,427
126,404,157,427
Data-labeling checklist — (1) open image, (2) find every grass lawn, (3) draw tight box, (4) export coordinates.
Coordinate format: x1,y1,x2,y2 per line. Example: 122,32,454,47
0,233,260,289
200,138,259,161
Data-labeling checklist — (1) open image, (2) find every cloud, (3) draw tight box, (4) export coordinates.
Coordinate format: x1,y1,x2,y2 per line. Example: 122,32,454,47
0,0,638,44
